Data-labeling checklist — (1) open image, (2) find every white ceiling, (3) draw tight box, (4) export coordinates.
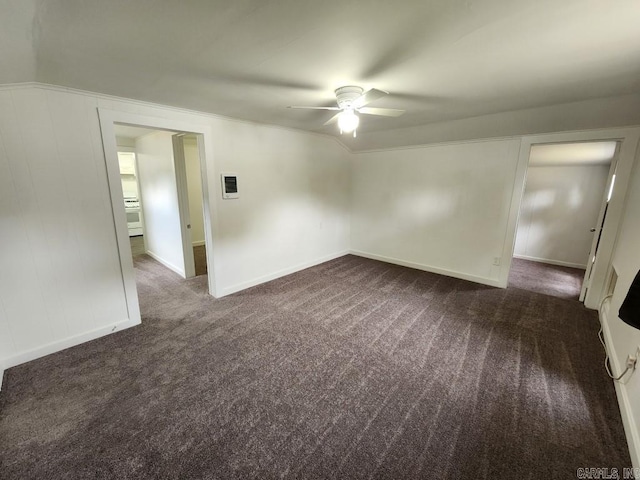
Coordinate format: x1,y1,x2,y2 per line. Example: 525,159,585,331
528,141,617,167
3,0,640,146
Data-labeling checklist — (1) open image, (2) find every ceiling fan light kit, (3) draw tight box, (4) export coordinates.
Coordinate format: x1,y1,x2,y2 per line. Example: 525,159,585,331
288,85,405,138
338,109,359,136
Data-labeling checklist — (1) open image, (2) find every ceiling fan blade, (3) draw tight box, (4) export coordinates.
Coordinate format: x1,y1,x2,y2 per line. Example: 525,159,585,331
358,107,405,117
323,112,342,126
287,106,340,110
352,88,389,109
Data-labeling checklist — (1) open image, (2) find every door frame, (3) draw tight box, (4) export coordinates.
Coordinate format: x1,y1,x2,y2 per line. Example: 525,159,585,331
579,149,619,302
98,109,220,326
501,127,640,309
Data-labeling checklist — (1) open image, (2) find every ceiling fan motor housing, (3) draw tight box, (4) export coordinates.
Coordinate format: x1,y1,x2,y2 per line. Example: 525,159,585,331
335,86,364,109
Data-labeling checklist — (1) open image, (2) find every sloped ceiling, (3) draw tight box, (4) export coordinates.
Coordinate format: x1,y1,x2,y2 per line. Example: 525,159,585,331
3,0,640,149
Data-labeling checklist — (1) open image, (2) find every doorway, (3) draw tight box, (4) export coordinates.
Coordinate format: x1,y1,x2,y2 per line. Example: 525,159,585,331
509,141,619,301
173,133,208,278
99,108,218,326
113,125,208,279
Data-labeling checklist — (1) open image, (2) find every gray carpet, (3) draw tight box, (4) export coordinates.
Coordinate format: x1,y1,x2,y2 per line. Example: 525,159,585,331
194,245,207,277
509,258,585,300
130,235,146,257
0,255,630,479
130,236,208,276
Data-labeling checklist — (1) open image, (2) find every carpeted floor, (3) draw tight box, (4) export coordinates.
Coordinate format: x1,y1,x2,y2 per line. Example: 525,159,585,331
130,236,208,276
0,255,630,479
130,235,146,256
509,258,585,300
194,245,207,276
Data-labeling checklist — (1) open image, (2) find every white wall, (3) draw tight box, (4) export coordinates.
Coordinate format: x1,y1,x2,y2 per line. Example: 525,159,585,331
350,139,521,286
0,86,130,370
209,117,351,293
602,152,640,467
514,164,610,268
136,131,186,276
183,136,205,246
0,84,350,372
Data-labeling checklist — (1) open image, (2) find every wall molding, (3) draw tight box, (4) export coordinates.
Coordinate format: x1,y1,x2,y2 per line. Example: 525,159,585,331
221,250,349,296
600,300,640,468
1,318,140,376
349,250,503,288
145,250,186,278
513,254,587,270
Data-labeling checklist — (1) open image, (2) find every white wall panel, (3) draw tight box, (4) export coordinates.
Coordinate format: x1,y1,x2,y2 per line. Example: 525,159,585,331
0,87,130,364
350,140,521,285
208,117,351,293
1,88,69,351
45,89,129,328
514,164,610,267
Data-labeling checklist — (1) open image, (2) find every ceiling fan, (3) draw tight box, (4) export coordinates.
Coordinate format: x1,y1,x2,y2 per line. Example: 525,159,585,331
288,86,405,137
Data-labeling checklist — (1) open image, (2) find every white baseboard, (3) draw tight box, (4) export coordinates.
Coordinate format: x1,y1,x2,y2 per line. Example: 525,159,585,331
192,240,205,247
146,250,185,277
349,250,502,288
513,254,586,269
221,250,349,296
0,318,141,387
600,300,640,468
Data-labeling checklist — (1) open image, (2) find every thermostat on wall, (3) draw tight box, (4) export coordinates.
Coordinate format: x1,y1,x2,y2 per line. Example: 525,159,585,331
221,173,239,199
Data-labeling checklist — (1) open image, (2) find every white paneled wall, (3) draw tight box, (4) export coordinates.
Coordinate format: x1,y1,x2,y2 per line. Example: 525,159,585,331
0,87,129,367
350,140,522,286
0,84,350,370
514,164,610,268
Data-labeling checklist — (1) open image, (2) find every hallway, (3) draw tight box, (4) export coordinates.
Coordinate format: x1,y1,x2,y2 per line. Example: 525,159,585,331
130,236,207,276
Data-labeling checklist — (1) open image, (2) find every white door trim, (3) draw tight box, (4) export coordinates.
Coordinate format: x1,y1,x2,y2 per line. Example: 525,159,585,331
501,126,640,309
97,109,220,327
580,153,619,302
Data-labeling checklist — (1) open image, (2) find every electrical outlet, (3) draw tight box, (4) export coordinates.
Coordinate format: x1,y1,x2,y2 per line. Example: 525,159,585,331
626,355,637,371
626,347,640,372
493,257,501,266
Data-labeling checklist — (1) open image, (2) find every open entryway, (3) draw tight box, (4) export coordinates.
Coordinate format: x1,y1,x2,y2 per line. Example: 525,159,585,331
508,140,619,301
99,109,218,326
113,125,208,284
